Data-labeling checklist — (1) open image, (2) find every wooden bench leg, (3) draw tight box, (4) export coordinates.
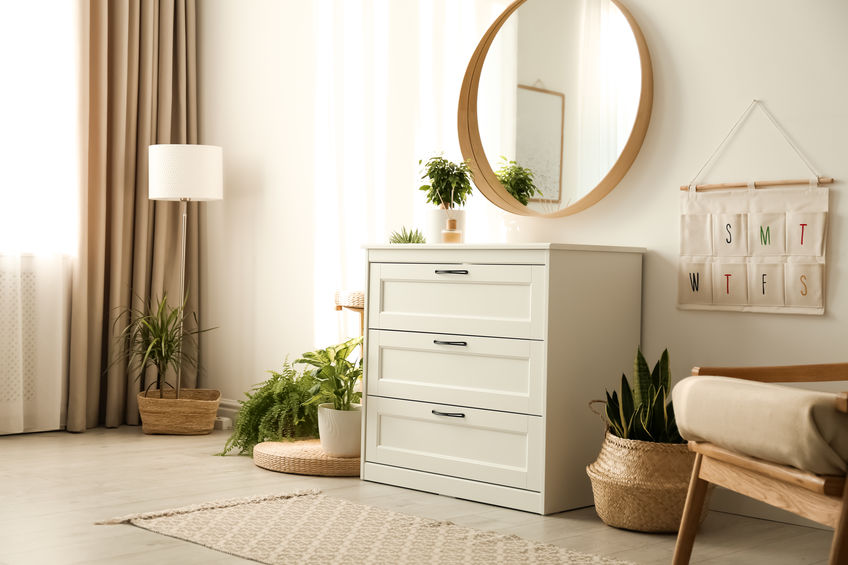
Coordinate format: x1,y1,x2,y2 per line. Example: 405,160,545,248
673,454,709,565
829,477,848,564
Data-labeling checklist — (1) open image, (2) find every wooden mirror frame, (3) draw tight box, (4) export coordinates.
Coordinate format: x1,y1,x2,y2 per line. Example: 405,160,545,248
457,0,653,217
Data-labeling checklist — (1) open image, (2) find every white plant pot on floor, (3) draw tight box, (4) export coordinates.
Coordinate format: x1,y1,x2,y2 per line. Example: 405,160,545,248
317,403,362,458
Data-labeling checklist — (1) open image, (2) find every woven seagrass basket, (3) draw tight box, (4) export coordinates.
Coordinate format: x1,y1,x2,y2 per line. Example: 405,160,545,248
586,432,697,533
137,389,220,435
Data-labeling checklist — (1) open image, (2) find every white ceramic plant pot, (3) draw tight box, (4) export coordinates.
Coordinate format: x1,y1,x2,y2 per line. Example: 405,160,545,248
425,208,466,243
317,403,362,458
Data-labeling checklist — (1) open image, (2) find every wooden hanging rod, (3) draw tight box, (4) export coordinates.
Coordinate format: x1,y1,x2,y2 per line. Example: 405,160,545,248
680,177,834,192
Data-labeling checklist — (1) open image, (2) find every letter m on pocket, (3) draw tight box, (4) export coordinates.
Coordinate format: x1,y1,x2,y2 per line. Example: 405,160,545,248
760,225,771,245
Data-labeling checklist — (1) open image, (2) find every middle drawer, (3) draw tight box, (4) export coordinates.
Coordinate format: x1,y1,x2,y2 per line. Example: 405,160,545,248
366,329,544,415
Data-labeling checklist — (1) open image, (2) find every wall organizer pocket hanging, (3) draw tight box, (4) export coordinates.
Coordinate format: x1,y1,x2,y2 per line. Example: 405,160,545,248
678,100,834,315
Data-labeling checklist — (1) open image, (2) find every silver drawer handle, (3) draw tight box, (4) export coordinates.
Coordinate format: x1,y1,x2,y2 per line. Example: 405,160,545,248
434,269,469,275
431,410,466,418
433,340,467,347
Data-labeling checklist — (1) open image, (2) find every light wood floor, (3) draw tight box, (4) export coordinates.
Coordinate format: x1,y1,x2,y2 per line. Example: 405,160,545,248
0,427,833,564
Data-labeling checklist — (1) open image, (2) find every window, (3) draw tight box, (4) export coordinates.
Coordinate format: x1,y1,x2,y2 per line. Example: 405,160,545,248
0,2,80,255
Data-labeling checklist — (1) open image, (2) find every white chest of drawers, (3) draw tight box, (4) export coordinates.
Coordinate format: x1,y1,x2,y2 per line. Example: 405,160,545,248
361,243,644,514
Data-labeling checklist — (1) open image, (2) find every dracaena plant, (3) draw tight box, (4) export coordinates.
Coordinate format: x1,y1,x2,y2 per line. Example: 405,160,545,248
113,293,214,398
299,337,363,411
603,348,684,444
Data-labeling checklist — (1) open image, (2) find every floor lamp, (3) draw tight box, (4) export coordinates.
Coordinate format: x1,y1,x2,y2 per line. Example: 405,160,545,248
148,144,223,398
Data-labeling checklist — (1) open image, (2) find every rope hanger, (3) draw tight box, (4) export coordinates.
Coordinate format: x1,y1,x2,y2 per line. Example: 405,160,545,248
680,99,834,192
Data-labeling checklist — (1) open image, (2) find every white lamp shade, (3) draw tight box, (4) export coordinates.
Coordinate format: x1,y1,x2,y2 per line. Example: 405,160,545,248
148,144,223,201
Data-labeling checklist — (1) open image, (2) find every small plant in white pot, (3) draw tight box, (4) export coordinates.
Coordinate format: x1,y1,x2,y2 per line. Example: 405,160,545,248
299,337,363,458
419,155,473,243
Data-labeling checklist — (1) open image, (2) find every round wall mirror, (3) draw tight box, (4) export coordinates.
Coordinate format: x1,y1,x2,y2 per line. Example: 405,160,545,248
458,0,653,217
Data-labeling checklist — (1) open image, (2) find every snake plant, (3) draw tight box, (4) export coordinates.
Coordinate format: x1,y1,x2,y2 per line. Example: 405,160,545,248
604,348,684,443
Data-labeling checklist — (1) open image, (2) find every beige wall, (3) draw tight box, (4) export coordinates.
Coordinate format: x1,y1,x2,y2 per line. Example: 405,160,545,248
198,0,319,401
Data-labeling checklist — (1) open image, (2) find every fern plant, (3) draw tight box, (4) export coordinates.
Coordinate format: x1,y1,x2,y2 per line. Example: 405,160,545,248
419,156,473,209
495,157,540,206
219,361,326,455
389,226,426,244
603,348,683,443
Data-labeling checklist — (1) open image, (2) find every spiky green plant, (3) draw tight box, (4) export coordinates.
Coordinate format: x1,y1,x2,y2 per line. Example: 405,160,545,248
219,361,326,456
495,157,540,206
113,293,213,398
419,156,473,209
300,337,363,411
603,348,683,443
389,226,426,244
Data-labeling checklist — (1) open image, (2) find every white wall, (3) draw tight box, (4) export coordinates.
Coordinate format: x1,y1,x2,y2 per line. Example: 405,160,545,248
198,1,319,402
198,0,848,520
503,0,848,377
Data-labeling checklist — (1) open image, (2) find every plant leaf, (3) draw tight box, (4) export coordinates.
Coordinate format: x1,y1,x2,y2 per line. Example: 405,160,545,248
633,348,651,407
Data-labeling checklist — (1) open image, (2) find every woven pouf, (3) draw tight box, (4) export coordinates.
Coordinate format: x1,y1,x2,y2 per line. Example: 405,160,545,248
253,440,360,477
586,432,697,533
334,290,365,309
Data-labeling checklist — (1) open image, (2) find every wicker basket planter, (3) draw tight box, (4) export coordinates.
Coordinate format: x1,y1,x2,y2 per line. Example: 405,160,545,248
137,389,221,435
586,432,697,533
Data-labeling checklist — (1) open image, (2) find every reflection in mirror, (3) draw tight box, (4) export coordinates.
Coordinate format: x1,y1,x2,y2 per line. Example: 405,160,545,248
476,0,644,214
516,85,564,204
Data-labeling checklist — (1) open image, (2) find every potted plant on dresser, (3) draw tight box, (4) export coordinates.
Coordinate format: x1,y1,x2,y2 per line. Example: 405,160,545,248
419,155,473,243
299,337,363,457
115,294,220,435
586,348,698,533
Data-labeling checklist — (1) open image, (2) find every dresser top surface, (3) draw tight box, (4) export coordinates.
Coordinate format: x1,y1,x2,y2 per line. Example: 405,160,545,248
365,243,646,254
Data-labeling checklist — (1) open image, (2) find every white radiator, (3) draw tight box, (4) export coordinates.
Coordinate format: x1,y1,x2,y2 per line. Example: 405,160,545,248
0,255,71,434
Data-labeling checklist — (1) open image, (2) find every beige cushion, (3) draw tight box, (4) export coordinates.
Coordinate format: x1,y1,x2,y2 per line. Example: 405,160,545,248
673,376,848,475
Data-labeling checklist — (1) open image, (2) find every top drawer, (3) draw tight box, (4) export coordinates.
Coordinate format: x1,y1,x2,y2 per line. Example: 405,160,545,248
368,263,547,339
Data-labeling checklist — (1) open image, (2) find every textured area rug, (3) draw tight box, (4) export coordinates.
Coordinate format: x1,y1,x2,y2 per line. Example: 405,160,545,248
99,490,631,564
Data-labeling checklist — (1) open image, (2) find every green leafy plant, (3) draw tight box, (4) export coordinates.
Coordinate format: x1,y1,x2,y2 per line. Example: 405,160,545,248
495,157,540,206
219,361,326,456
113,293,213,398
603,348,683,443
419,156,473,209
389,226,427,244
300,337,363,411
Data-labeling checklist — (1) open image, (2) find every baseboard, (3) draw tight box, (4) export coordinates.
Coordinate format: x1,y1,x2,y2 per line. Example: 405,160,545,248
218,397,240,422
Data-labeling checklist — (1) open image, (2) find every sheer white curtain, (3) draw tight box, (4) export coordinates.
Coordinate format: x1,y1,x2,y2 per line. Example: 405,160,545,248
0,2,78,433
311,0,508,347
576,0,640,193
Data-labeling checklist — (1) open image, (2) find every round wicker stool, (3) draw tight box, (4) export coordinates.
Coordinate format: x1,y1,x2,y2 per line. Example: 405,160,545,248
253,439,360,477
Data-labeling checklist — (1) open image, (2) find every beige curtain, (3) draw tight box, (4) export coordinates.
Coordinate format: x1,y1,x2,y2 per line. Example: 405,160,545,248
68,0,200,431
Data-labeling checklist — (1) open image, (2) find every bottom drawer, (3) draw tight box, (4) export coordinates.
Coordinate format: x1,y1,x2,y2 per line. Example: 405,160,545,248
365,396,542,491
